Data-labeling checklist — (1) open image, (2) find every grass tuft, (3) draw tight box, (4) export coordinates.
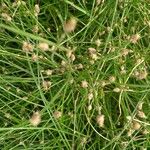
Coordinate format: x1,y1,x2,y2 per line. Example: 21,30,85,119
0,0,150,149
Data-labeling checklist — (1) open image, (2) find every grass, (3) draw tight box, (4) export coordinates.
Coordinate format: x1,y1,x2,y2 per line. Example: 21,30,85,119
0,0,150,149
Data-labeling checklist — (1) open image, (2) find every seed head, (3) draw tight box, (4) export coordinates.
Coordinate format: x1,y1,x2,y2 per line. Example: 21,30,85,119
120,70,126,75
89,60,95,65
133,69,148,80
32,25,39,33
99,31,105,36
70,54,76,62
16,88,21,93
96,114,105,127
22,96,28,100
69,79,74,84
32,53,38,61
42,80,51,91
61,60,67,67
75,63,84,70
88,92,94,101
88,48,96,54
68,112,73,117
5,113,11,119
66,50,72,58
88,104,92,111
142,129,149,135
126,116,132,121
60,67,66,73
106,27,113,32
45,69,53,76
63,17,77,33
53,111,62,119
21,1,26,5
130,34,141,44
137,102,144,110
34,4,40,16
120,65,126,74
96,0,105,5
38,42,49,51
137,69,148,80
120,65,125,71
22,41,34,52
81,137,87,145
109,76,116,83
47,28,51,32
88,48,98,60
81,80,88,88
136,58,144,64
113,87,121,93
12,0,21,7
137,110,147,119
95,39,102,47
91,53,98,60
132,121,141,130
127,129,134,136
1,13,12,22
121,48,130,56
30,111,41,126
100,80,107,87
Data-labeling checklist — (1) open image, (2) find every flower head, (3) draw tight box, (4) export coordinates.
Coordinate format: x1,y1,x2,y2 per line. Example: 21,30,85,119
53,111,62,119
63,17,77,33
38,42,49,51
1,13,12,22
96,114,105,127
22,41,34,52
81,80,88,88
30,111,41,126
130,34,141,44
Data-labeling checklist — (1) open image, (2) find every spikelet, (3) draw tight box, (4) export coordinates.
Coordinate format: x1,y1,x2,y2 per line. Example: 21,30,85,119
63,17,77,33
38,42,49,51
22,41,34,52
53,111,62,119
81,80,88,88
30,111,41,126
96,114,105,127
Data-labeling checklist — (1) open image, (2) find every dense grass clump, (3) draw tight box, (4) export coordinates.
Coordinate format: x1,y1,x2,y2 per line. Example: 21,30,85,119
0,0,150,149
